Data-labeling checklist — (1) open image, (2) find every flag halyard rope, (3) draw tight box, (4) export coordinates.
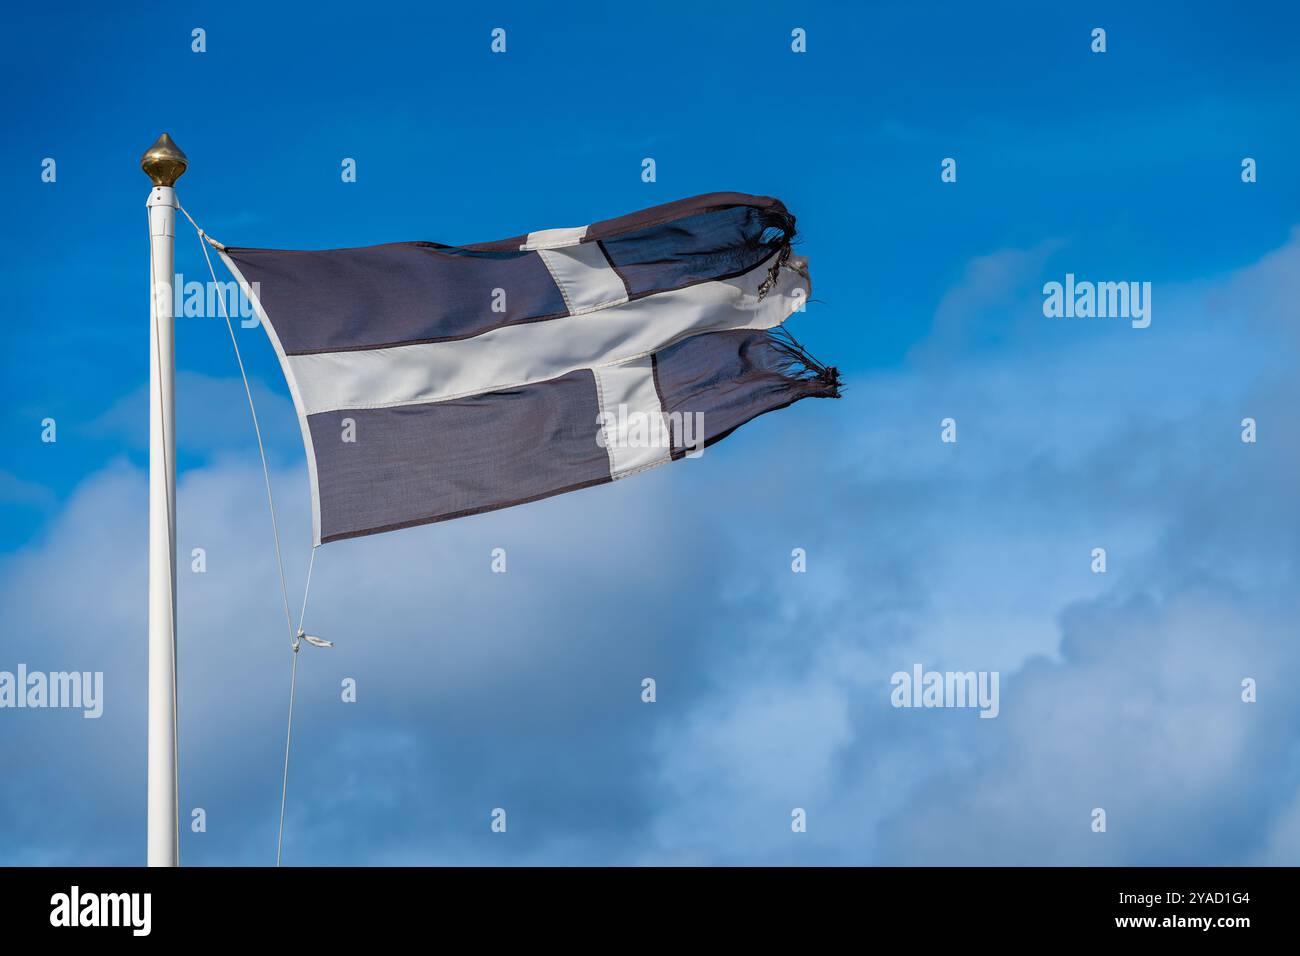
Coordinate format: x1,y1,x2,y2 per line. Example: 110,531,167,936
181,205,317,867
279,544,316,867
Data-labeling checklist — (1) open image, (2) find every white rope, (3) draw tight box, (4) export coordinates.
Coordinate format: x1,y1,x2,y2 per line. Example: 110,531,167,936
180,205,317,867
278,544,316,867
297,546,318,632
278,638,300,867
185,209,297,647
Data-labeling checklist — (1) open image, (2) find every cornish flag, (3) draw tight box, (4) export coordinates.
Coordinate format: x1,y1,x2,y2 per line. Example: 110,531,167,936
219,193,839,545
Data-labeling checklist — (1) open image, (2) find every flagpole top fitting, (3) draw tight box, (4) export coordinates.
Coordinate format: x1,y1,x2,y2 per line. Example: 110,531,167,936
141,133,188,186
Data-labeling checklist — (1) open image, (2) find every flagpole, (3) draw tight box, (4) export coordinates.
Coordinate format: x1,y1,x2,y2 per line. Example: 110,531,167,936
142,133,187,867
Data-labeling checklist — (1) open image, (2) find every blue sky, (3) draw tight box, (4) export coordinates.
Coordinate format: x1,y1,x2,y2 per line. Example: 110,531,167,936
2,1,1299,864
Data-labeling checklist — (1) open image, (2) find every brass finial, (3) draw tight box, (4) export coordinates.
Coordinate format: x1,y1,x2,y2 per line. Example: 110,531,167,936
141,133,188,186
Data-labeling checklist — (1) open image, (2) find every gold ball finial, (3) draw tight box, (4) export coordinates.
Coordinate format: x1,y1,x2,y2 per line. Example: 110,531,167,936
141,133,188,186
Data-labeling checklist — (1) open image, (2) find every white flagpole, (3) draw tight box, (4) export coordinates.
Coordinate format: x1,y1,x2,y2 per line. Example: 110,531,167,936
142,133,187,867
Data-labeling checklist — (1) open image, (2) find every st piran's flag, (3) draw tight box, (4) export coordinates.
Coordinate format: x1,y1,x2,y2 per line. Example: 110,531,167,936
219,193,840,545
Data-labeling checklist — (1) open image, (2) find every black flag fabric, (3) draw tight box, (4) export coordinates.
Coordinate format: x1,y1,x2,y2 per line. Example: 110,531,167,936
220,193,839,545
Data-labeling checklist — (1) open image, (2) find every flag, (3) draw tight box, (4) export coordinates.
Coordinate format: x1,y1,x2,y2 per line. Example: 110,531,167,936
219,192,839,545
